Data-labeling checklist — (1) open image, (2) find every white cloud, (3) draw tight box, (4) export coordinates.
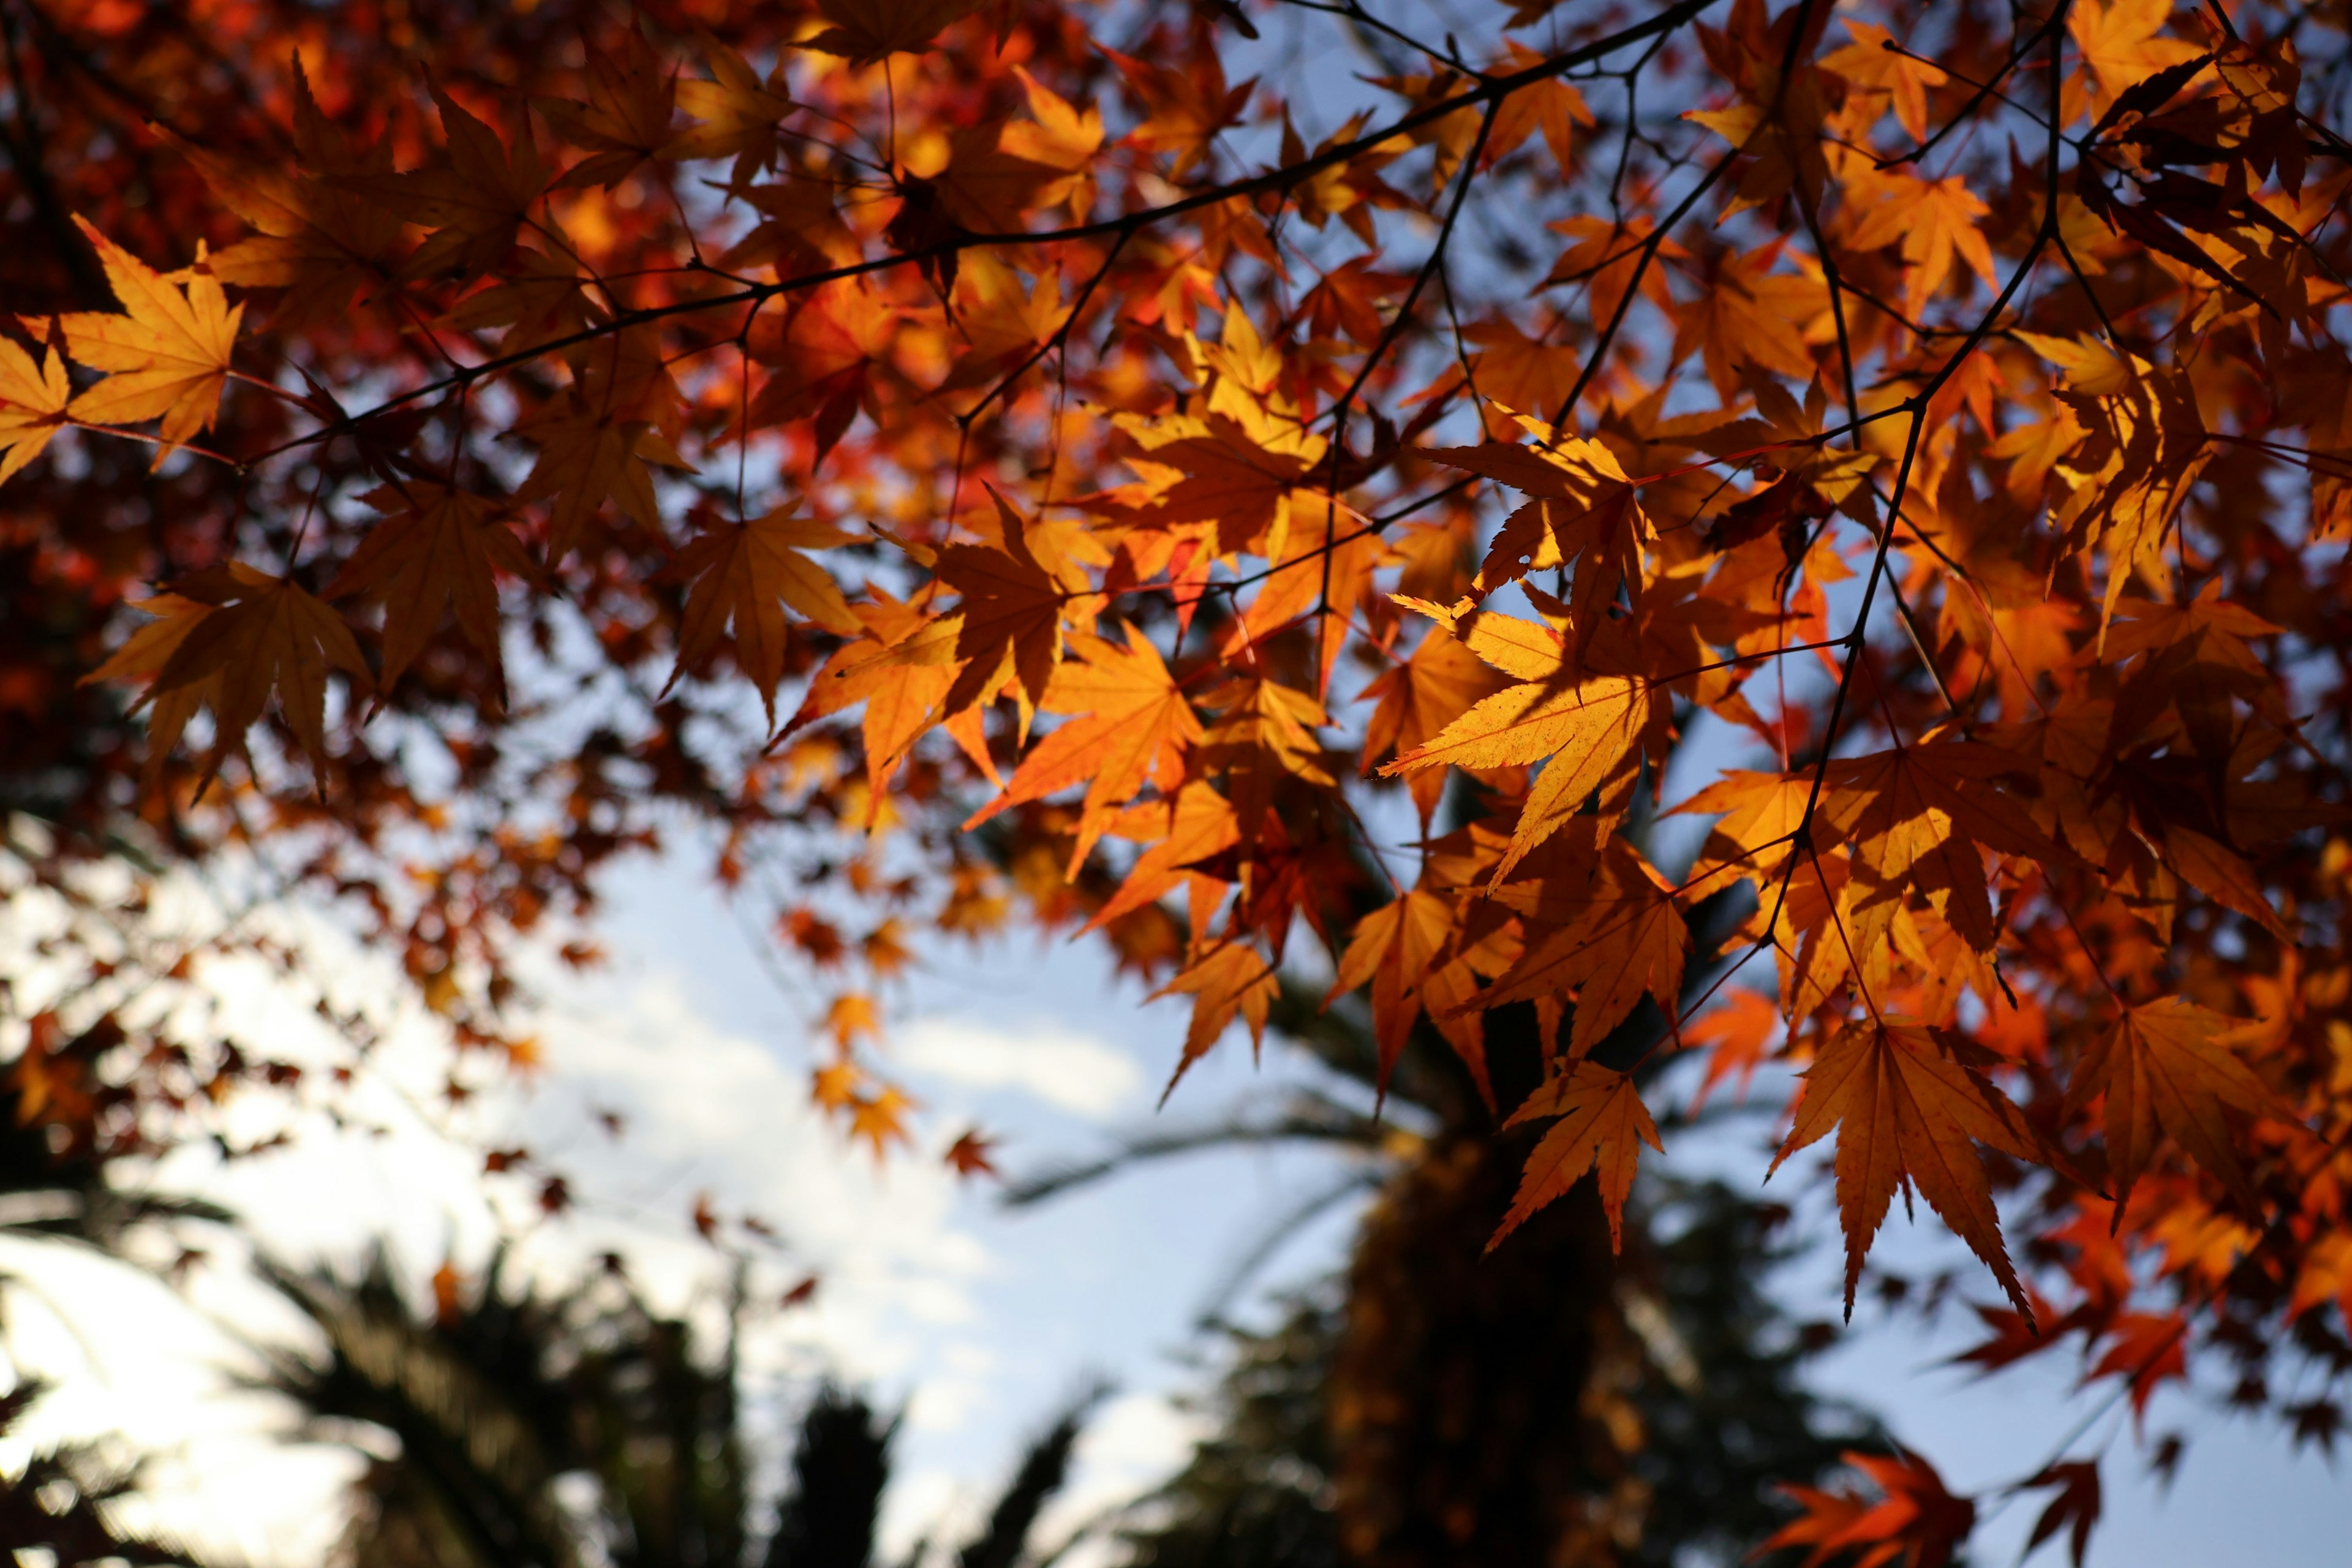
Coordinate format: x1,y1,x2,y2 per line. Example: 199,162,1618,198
895,1016,1143,1119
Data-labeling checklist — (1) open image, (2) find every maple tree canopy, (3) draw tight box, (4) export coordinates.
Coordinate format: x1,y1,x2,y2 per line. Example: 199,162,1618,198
4,0,2351,1558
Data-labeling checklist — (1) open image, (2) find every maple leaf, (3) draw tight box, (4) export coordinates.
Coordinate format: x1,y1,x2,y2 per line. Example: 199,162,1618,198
1489,1062,1662,1251
1106,47,1254,178
1427,415,1653,630
1670,243,1825,396
537,26,677,190
1773,1019,2044,1316
963,624,1202,867
1200,674,1342,844
1156,941,1278,1091
1821,20,1948,141
515,329,688,562
325,483,533,693
811,1059,864,1112
824,992,884,1050
1384,646,1654,881
2068,0,2206,111
935,494,1066,716
803,0,981,66
1361,624,1510,824
999,66,1105,186
1081,782,1243,935
746,282,898,462
1819,740,2061,957
722,178,861,279
349,87,547,281
1327,888,1457,1093
908,121,1067,235
1845,172,1997,312
1763,1449,1977,1568
2066,998,2282,1215
944,1127,1000,1178
654,507,859,725
1540,214,1685,336
1683,987,1781,1110
1683,53,1831,220
1480,835,1690,1058
58,218,243,452
1483,47,1593,172
89,562,371,786
0,336,70,483
850,1085,916,1158
442,249,604,355
2022,1461,2102,1568
178,60,404,326
667,34,797,180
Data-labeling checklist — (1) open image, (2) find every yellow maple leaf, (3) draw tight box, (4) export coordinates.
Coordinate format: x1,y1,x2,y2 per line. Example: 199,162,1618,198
0,337,70,484
1820,20,1947,142
58,218,243,453
2069,0,2207,111
963,624,1202,869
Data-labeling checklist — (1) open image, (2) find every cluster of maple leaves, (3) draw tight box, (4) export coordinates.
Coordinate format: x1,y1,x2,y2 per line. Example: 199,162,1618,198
4,0,2352,1558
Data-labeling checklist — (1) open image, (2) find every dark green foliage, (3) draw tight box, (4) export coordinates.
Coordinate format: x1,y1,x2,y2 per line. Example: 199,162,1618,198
1626,1180,1872,1566
1119,1296,1346,1568
0,1378,198,1567
763,1385,895,1568
956,1387,1104,1568
242,1246,1088,1568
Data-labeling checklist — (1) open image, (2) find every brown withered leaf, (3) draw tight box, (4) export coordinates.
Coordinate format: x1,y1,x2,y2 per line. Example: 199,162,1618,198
655,507,859,724
326,483,536,692
89,563,371,786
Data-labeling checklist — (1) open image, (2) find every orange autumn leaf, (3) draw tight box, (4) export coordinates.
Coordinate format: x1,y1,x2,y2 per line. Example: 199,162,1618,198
935,497,1065,714
1327,888,1457,1093
1490,1062,1662,1252
1762,1449,1977,1568
1773,1019,2043,1316
1480,836,1689,1058
59,219,243,451
2067,998,2285,1215
1384,644,1654,883
1156,940,1278,1090
850,1085,916,1157
963,623,1201,865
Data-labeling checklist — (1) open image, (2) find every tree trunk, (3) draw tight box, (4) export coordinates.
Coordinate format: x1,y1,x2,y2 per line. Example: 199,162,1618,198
1331,1132,1653,1568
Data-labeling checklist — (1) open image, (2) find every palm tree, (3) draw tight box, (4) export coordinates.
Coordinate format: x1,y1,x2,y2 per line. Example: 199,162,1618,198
1014,889,1874,1566
242,1245,1099,1568
0,1378,199,1566
1114,1174,1868,1568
